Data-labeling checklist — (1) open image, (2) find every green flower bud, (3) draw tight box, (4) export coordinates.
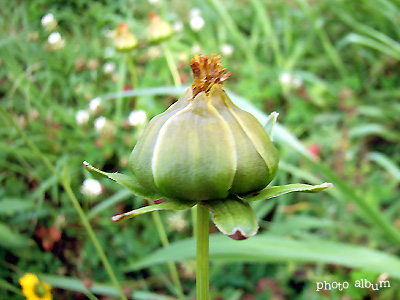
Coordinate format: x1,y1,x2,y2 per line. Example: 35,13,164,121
129,54,279,201
146,12,174,45
111,23,138,52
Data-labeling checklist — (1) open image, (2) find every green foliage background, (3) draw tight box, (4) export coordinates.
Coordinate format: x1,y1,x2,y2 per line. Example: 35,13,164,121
1,0,400,299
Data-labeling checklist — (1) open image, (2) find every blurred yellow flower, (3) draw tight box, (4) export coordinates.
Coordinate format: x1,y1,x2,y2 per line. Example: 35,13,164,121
111,23,138,51
19,273,52,300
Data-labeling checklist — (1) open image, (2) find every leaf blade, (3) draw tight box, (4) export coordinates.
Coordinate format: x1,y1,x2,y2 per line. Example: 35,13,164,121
242,182,333,201
83,161,161,200
125,235,400,279
112,199,197,222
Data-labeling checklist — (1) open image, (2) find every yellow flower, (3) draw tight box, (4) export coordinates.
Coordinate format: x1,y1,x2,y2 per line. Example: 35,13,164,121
111,23,138,52
19,273,52,300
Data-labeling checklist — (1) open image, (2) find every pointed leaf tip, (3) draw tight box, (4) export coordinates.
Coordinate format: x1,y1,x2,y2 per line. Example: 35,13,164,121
83,161,162,200
264,111,279,139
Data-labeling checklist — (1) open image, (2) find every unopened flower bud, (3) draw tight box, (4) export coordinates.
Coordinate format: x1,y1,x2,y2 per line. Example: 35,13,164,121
81,178,103,197
146,13,173,44
129,54,279,201
128,110,147,126
41,13,58,31
76,110,90,126
111,23,138,52
46,32,65,51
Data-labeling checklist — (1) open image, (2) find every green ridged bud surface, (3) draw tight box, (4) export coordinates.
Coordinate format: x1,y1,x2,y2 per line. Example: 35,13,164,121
129,55,279,201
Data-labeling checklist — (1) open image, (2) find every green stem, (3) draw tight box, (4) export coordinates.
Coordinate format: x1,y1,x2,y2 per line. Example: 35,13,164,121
0,107,128,300
196,204,210,300
148,201,185,299
116,56,127,125
126,53,138,91
162,43,181,87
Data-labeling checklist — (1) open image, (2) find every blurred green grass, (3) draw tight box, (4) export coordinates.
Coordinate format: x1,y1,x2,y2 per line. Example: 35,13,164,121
1,0,400,299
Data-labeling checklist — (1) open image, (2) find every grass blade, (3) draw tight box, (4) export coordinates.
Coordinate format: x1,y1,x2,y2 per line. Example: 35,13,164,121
125,235,400,279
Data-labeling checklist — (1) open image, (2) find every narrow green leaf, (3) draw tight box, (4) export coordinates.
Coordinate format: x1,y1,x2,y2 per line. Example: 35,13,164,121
368,152,400,181
203,199,258,240
125,235,400,279
0,277,23,296
83,161,161,200
39,274,177,300
112,199,197,222
242,182,333,201
0,199,34,215
0,222,31,248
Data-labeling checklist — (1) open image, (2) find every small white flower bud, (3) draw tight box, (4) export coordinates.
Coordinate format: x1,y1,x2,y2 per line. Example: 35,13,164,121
220,44,234,56
81,179,103,196
190,15,205,31
94,116,107,132
89,98,102,113
102,62,116,75
41,13,57,31
47,32,65,50
128,110,147,126
75,110,90,125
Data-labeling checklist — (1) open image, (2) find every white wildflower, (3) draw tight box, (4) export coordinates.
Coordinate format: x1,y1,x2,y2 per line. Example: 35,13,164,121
47,32,65,50
128,110,147,126
221,44,234,56
103,62,116,74
279,72,302,89
75,110,90,125
89,97,102,113
41,13,57,31
94,116,107,132
279,72,292,85
190,15,205,31
48,32,61,44
81,178,103,196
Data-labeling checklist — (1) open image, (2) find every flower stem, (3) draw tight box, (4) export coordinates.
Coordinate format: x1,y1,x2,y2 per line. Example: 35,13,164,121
196,204,210,300
116,55,127,125
162,43,181,87
126,53,138,91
